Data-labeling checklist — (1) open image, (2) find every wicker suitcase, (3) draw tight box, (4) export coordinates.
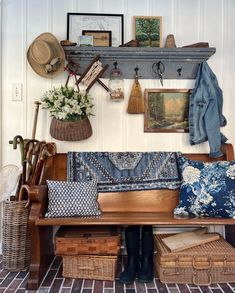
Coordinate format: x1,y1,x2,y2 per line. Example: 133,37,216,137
154,234,235,285
56,226,121,256
62,255,118,281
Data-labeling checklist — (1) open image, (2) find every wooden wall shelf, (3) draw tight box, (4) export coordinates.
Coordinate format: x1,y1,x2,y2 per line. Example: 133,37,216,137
63,46,216,80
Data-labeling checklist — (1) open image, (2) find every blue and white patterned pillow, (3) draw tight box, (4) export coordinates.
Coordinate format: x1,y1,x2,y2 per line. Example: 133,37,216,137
174,156,235,218
45,180,101,218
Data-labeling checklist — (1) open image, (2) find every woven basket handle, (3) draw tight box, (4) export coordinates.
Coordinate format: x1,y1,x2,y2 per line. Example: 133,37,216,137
223,257,235,275
18,185,30,208
77,266,98,270
163,269,180,276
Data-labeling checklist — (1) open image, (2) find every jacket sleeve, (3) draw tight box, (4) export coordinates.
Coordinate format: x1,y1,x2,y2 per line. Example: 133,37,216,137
202,62,227,158
204,97,224,158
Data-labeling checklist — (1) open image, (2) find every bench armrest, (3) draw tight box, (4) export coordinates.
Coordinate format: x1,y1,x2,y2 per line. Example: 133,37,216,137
20,184,48,218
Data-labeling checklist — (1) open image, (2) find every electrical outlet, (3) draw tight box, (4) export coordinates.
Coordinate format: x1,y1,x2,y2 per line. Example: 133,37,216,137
12,83,22,101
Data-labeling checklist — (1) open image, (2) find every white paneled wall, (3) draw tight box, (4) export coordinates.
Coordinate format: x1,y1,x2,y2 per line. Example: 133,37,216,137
0,0,2,166
1,0,235,166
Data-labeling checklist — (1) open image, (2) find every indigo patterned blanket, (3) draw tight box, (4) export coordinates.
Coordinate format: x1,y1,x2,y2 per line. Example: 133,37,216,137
67,152,181,192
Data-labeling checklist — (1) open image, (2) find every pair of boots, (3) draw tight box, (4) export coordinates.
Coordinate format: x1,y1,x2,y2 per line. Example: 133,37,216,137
119,225,154,283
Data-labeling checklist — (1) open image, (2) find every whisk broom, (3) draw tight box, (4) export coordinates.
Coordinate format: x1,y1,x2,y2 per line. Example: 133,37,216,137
127,67,144,114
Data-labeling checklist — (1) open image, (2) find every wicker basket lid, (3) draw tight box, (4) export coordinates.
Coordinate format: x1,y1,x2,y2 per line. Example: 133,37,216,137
154,234,235,266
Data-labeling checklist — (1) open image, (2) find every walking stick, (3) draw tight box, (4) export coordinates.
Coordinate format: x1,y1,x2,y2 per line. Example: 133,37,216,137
24,101,42,183
32,101,41,139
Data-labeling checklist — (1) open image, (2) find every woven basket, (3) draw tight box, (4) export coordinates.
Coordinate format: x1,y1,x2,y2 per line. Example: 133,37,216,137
2,200,31,271
56,226,121,256
154,234,235,285
50,116,92,141
62,255,118,281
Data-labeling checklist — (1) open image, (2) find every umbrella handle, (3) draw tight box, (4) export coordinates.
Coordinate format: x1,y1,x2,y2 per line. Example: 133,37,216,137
9,135,25,166
18,184,30,207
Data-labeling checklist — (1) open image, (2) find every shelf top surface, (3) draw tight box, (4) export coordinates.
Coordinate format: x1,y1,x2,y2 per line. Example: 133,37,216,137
63,46,216,60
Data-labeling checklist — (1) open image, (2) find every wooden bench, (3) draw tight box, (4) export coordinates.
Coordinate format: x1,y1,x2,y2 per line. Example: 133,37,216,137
25,143,235,290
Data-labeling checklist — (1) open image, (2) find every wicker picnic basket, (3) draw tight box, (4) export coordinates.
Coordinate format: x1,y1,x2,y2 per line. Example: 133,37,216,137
2,200,31,271
154,234,235,285
62,254,118,281
55,226,121,256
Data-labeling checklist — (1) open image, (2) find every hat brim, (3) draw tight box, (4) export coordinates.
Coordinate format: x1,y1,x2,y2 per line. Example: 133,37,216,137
27,32,65,78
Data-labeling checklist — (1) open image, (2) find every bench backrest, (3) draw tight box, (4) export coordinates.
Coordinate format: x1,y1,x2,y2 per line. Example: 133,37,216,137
40,144,234,213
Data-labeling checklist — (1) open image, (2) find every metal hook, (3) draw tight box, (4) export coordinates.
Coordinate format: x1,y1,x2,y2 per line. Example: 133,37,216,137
134,66,139,77
177,67,182,77
152,61,165,86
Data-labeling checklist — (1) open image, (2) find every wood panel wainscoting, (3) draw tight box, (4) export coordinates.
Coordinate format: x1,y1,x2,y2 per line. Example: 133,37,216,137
22,143,235,290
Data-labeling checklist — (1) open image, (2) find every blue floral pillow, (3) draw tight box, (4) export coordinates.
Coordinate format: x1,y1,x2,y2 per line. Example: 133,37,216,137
174,156,235,218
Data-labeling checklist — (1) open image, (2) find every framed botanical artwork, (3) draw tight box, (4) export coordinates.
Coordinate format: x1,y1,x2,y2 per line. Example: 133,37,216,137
82,30,112,47
67,13,124,47
144,89,191,133
134,16,162,47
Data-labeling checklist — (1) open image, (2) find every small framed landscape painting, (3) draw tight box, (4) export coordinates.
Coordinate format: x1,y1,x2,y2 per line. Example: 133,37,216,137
82,30,112,46
144,89,191,133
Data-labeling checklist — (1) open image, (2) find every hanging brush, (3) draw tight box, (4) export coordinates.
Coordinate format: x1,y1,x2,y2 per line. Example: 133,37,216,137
127,66,144,114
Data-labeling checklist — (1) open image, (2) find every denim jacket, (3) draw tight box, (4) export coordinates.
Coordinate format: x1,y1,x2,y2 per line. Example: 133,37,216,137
189,61,227,158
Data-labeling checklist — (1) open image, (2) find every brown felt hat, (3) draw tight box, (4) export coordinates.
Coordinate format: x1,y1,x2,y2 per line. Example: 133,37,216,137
27,32,65,78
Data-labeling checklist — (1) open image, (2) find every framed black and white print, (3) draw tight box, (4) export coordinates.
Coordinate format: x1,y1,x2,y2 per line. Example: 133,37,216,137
67,13,124,47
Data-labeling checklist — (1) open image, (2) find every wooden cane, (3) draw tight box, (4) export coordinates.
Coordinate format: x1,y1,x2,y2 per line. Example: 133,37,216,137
22,101,41,186
29,143,57,185
32,101,41,139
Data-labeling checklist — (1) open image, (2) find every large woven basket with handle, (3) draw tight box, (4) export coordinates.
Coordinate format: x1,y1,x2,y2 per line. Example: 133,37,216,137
2,199,31,271
154,233,235,285
62,255,118,281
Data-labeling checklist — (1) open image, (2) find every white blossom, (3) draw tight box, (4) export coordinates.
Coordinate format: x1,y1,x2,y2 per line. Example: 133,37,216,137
41,86,94,120
226,164,235,179
182,166,201,185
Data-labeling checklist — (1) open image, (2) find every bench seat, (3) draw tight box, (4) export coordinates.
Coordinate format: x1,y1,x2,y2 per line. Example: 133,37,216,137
36,212,235,226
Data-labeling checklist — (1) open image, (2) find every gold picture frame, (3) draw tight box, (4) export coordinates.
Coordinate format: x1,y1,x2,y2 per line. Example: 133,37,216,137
144,89,191,133
134,16,162,47
82,30,112,47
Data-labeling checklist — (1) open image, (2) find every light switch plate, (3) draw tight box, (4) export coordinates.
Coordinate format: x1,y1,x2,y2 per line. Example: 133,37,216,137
12,83,22,101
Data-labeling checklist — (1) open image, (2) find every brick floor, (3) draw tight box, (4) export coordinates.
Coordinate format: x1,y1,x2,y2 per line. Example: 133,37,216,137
0,256,234,292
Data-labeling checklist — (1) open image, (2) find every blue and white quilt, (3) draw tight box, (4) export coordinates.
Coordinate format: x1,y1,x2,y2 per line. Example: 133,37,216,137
67,152,181,192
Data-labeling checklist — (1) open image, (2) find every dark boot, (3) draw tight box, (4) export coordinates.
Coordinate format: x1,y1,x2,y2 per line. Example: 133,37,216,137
137,225,154,283
119,225,140,284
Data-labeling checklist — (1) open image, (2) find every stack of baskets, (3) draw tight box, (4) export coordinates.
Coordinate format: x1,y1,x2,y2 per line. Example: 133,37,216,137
55,226,121,281
154,233,235,286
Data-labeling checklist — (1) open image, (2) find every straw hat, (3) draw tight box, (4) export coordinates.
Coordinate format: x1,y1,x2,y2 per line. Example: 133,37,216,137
27,32,65,78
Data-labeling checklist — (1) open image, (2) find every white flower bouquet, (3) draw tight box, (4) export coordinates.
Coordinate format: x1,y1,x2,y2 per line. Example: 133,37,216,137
41,86,94,121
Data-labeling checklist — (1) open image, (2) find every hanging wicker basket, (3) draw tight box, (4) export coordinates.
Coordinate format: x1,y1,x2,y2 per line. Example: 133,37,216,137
50,116,92,141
